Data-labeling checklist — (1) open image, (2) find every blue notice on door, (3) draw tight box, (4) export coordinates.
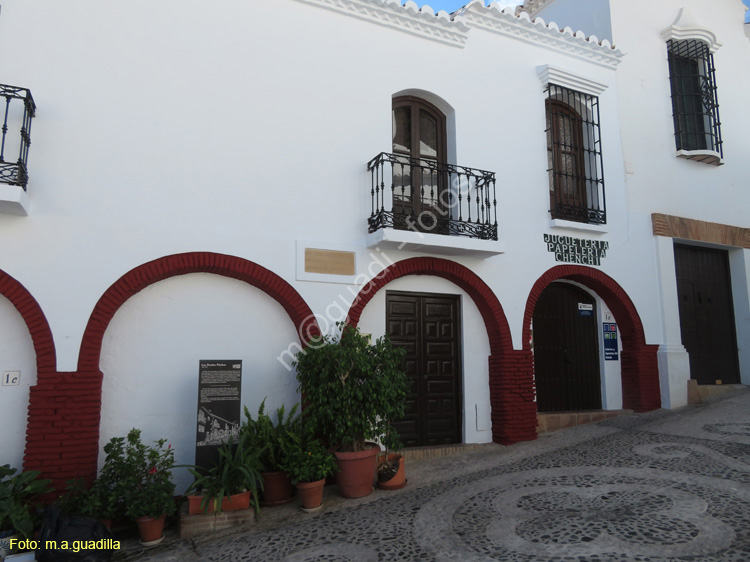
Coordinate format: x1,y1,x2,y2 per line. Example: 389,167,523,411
603,323,618,360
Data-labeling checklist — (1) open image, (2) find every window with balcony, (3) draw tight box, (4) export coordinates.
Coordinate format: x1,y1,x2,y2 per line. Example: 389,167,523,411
667,39,723,163
544,84,606,225
368,96,497,242
0,84,35,190
0,84,35,215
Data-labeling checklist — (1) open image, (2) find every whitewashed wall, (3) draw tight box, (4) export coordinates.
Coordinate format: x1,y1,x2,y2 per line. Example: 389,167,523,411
0,296,37,471
0,0,746,463
99,274,300,492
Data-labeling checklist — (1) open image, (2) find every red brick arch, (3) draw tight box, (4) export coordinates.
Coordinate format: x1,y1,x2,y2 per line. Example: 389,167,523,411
25,252,319,490
346,257,537,445
0,269,56,374
523,265,660,412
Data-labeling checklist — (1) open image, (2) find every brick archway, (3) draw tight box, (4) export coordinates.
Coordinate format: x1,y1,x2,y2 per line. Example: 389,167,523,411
25,252,319,489
346,257,537,445
523,265,660,412
0,269,56,374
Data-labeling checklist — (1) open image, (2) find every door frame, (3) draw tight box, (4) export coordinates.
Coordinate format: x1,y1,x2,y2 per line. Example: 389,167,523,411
386,289,463,446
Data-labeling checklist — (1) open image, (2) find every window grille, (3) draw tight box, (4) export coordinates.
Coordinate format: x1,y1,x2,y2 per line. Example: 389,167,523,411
0,84,35,190
667,39,722,158
544,84,606,225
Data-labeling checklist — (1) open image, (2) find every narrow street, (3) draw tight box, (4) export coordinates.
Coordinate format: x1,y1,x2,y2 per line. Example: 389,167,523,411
121,387,750,561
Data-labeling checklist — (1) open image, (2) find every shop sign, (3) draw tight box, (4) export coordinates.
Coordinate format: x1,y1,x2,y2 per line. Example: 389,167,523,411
544,234,608,266
578,303,594,316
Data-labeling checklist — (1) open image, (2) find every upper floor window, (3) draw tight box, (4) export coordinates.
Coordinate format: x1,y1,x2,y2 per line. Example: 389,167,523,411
667,39,723,163
367,93,498,242
544,84,606,225
391,96,448,234
0,84,35,191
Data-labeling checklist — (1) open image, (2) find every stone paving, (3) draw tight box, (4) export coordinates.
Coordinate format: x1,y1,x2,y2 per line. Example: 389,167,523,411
119,387,750,561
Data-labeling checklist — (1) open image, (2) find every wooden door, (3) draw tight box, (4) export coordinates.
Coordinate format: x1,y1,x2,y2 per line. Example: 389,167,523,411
675,244,740,385
533,283,602,412
391,96,448,234
386,291,461,446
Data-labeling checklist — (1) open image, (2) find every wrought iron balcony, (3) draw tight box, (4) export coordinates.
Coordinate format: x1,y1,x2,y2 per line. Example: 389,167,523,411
0,84,36,191
367,152,497,241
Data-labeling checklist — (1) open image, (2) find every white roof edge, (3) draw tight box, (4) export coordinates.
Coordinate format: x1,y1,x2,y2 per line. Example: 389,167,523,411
293,0,470,48
462,2,624,68
292,0,624,66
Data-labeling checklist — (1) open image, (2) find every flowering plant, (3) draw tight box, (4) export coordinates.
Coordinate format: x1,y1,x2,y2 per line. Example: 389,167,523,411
100,429,176,519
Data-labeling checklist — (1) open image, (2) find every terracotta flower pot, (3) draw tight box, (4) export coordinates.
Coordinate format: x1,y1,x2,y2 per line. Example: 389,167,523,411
377,453,406,490
296,479,325,511
334,443,379,498
261,471,294,506
187,490,252,515
135,514,165,545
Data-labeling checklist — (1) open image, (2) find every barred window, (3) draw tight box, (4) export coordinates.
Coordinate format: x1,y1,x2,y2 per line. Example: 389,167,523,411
667,39,723,162
544,84,606,225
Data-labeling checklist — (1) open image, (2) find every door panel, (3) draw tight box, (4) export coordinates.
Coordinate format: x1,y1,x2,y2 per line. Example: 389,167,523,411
386,291,462,447
675,245,740,385
533,283,602,412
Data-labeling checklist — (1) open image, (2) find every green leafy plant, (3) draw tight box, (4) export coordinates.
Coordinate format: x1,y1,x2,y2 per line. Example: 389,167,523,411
59,479,101,519
241,399,300,473
99,429,176,520
293,323,407,453
184,433,264,513
0,465,52,539
280,425,338,484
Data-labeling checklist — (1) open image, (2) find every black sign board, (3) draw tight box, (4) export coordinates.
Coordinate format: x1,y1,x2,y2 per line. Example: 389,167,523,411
195,360,242,469
603,323,618,360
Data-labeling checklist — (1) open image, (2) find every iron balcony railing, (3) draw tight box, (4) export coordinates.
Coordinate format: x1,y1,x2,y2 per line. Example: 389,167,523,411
367,152,497,241
0,84,36,190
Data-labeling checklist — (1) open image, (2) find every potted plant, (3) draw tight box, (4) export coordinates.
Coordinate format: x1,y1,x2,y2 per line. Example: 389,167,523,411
100,429,176,545
0,465,52,557
280,427,338,511
376,423,406,490
241,399,299,506
293,323,407,498
184,433,263,515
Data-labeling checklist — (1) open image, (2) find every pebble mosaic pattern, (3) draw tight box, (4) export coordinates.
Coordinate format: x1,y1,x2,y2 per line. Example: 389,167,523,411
195,415,750,562
110,391,750,562
703,423,750,437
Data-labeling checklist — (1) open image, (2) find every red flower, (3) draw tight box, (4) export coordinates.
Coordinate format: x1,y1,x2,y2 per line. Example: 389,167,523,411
149,467,157,474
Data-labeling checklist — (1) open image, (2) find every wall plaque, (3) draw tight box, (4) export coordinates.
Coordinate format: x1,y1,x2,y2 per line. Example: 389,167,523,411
603,323,619,360
304,248,356,276
544,234,608,266
195,360,242,469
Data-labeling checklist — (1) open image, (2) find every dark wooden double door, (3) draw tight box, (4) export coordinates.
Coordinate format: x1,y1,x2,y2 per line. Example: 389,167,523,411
386,291,461,447
674,244,740,385
533,283,602,412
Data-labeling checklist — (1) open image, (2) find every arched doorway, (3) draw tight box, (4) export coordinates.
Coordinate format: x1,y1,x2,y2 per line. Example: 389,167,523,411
533,282,601,412
24,252,318,488
523,265,660,413
346,256,537,445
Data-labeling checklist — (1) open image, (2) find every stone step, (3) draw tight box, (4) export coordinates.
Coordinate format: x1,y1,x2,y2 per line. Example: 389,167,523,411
537,409,633,434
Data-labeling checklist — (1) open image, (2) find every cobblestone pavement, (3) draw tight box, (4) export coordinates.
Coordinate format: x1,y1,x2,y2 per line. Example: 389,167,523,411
121,387,750,561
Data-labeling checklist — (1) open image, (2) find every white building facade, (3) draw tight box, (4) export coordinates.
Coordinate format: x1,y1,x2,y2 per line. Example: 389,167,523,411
0,0,747,491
